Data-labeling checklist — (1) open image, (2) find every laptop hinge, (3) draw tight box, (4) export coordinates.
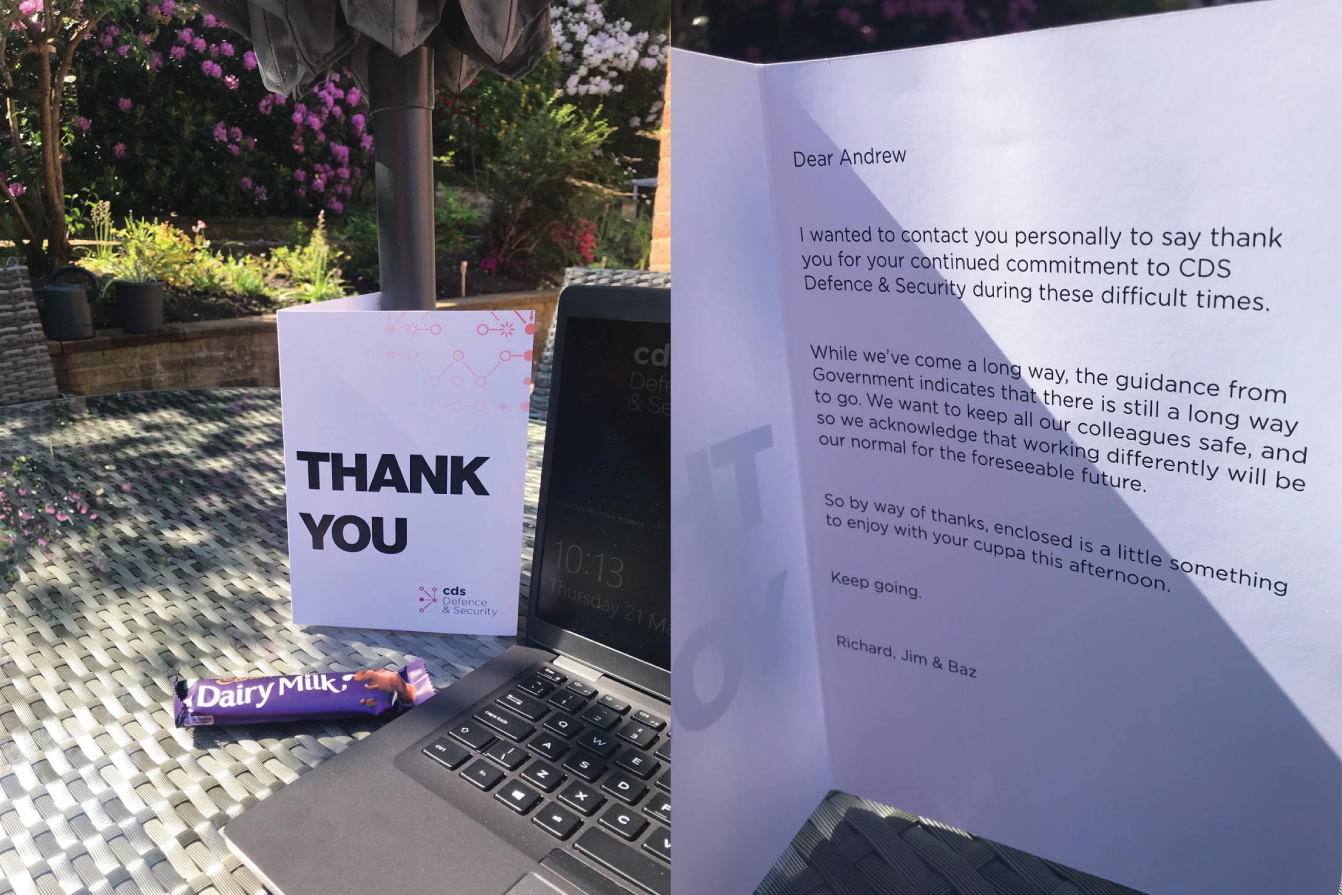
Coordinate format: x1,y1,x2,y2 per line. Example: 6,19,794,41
552,655,602,683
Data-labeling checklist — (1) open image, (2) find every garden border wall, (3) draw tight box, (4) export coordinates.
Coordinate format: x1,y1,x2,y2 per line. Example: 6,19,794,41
47,290,558,397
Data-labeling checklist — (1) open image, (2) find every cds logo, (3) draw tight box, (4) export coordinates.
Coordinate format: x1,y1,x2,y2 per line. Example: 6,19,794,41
634,344,670,367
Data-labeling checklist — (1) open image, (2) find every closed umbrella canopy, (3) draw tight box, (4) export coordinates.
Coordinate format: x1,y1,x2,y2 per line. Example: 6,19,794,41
198,0,552,97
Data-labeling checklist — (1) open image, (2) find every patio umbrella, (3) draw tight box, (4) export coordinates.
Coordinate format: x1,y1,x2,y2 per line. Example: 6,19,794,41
199,0,553,309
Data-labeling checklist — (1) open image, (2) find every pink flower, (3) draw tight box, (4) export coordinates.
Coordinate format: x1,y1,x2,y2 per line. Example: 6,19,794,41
117,45,130,57
240,176,252,190
346,87,361,105
220,41,234,56
178,27,193,42
150,52,163,70
292,169,307,182
245,137,255,150
118,97,132,112
224,75,239,90
336,166,350,180
77,116,90,131
306,114,322,130
330,105,344,119
312,176,326,193
360,134,373,151
170,45,185,60
149,4,161,16
331,143,350,164
351,113,366,133
56,512,68,522
192,37,206,52
6,181,27,198
90,513,98,520
202,13,217,27
243,50,258,70
326,199,343,213
294,188,306,197
292,143,305,154
254,186,267,201
228,125,242,142
121,483,132,492
212,121,227,141
162,0,176,15
113,143,126,159
37,538,46,546
201,60,222,77
227,143,240,155
290,110,304,125
44,505,54,513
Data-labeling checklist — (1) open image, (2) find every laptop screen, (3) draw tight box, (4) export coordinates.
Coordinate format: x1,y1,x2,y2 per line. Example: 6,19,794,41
533,315,670,671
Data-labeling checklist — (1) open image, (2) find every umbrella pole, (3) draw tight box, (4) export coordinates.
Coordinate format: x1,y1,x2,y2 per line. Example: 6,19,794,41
370,46,437,311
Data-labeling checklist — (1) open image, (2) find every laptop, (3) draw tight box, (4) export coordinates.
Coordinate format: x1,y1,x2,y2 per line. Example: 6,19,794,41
225,286,671,895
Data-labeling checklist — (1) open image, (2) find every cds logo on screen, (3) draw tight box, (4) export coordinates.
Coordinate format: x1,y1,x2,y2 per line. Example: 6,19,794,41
634,344,670,367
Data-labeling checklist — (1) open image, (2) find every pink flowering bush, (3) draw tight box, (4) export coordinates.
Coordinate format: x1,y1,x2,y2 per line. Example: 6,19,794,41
60,6,372,218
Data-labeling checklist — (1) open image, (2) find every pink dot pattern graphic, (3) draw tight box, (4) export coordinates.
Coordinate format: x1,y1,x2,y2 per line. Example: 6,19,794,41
382,309,534,412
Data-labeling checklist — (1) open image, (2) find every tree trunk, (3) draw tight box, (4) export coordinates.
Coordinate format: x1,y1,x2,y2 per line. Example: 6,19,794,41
35,44,70,269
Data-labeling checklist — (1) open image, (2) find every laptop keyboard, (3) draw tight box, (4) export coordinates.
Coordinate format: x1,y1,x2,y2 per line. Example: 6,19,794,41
421,664,670,895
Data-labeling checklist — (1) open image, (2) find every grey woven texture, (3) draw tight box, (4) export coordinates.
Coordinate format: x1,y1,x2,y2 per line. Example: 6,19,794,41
757,791,1149,895
0,265,59,408
530,268,671,423
0,388,545,895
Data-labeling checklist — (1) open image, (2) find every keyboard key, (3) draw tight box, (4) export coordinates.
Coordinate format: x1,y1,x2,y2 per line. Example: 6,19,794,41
598,805,648,841
643,795,670,825
616,721,659,749
495,781,541,814
565,679,596,698
575,729,619,758
642,826,671,864
654,768,670,793
601,771,648,805
615,750,659,780
517,676,555,698
559,780,606,816
532,802,582,840
521,759,565,793
563,752,607,782
598,695,630,714
529,733,569,762
474,706,535,742
484,741,529,770
449,721,496,752
543,712,581,739
422,737,470,770
632,710,665,731
654,739,671,763
547,689,588,713
574,829,670,895
460,759,504,791
498,689,550,722
579,705,621,730
538,667,567,684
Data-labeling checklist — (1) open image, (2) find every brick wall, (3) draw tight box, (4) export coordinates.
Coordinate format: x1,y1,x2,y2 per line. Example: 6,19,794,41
48,291,559,397
650,66,671,273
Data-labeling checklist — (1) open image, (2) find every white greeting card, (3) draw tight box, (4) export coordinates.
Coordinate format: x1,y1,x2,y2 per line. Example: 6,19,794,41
278,294,534,636
671,3,1341,893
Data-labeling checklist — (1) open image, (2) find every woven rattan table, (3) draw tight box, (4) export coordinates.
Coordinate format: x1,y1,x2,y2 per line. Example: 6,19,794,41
0,388,546,895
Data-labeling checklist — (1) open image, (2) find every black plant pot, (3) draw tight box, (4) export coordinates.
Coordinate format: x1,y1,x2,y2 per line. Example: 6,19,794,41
116,280,165,334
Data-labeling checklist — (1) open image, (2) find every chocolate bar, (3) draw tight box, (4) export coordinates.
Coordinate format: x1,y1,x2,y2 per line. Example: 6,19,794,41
173,657,435,727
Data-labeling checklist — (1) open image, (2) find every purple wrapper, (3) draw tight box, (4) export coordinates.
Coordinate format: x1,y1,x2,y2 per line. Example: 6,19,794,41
172,657,435,728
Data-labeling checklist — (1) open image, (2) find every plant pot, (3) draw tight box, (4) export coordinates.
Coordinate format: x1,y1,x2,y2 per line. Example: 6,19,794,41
116,280,165,334
37,266,99,341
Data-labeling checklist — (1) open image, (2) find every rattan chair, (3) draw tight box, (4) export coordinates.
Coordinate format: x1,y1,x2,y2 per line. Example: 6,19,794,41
0,263,59,406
